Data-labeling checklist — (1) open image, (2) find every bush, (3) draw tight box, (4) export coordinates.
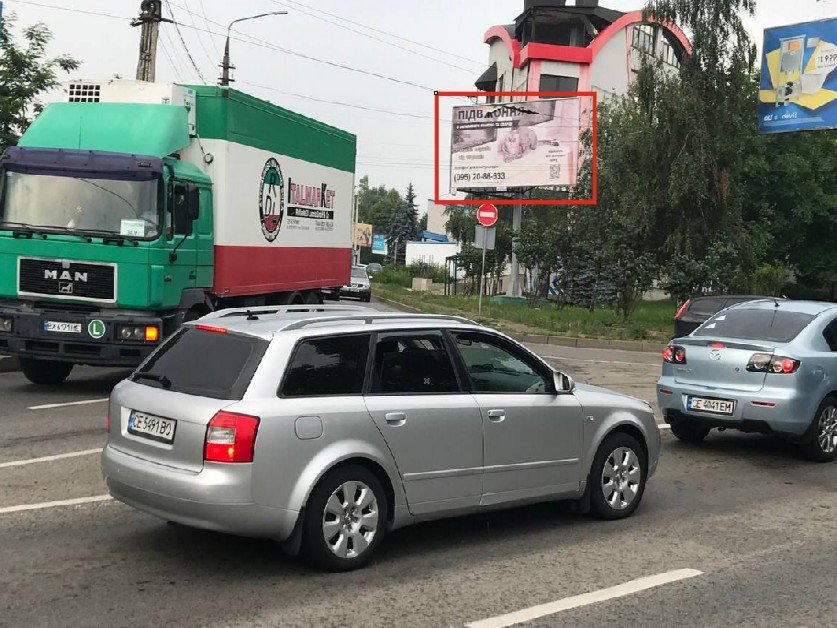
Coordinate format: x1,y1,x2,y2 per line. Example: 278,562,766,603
374,262,447,287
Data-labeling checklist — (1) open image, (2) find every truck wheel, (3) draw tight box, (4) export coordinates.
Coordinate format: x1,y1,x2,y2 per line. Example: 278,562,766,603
669,418,711,443
19,358,73,385
304,291,322,305
800,397,837,462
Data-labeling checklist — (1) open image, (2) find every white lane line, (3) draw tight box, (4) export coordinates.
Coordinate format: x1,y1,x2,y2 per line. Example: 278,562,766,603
28,398,108,410
0,448,101,469
0,494,112,515
543,355,655,367
465,568,703,628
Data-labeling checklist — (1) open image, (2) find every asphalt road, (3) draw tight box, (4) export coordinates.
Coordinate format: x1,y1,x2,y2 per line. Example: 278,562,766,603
0,301,834,627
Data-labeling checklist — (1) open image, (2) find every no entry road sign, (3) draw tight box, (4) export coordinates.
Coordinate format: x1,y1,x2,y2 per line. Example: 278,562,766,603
477,203,498,227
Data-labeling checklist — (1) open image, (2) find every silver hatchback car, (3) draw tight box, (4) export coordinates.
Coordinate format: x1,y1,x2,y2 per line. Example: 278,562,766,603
658,299,837,461
102,306,660,571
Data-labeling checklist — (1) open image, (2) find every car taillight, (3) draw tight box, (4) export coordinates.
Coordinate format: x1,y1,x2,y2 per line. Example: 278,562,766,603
204,411,260,463
674,299,692,320
746,353,800,374
663,345,687,364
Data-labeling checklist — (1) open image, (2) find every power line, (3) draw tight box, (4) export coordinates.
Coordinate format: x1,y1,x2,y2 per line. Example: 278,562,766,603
195,0,221,56
181,0,218,70
4,0,128,20
158,30,186,83
269,0,478,74
166,3,207,83
278,0,485,67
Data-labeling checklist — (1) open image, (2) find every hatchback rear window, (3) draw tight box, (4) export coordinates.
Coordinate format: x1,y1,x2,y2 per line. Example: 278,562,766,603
687,298,726,316
132,327,268,399
693,308,815,343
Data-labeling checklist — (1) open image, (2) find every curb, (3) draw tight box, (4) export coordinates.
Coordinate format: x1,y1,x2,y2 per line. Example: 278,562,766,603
374,295,663,354
0,357,20,374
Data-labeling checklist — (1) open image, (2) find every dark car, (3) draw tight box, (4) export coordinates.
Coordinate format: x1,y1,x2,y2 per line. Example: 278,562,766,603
674,296,774,338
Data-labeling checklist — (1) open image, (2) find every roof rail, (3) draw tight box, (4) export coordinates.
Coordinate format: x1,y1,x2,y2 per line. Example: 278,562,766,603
201,305,368,321
281,313,477,331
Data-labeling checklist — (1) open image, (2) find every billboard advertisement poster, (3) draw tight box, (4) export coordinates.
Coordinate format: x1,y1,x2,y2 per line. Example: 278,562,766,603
371,234,387,256
759,17,837,134
450,97,582,191
354,222,373,248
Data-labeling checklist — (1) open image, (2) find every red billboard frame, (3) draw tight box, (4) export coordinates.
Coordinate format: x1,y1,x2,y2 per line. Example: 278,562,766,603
434,91,598,206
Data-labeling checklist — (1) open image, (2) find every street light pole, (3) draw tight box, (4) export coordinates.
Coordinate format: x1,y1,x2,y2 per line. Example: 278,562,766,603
219,11,287,86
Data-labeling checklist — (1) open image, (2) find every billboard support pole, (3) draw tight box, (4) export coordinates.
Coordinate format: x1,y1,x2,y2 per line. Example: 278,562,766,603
478,228,488,315
506,199,523,298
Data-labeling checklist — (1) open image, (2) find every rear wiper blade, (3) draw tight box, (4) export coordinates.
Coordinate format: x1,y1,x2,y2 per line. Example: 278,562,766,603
133,372,171,389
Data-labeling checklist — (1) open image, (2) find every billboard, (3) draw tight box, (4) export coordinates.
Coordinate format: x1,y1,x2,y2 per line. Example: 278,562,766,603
450,97,583,191
371,234,387,256
353,222,372,247
759,17,837,134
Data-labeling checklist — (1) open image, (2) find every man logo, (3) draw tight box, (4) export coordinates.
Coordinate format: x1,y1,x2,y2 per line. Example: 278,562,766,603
259,158,285,242
44,270,88,282
59,282,74,295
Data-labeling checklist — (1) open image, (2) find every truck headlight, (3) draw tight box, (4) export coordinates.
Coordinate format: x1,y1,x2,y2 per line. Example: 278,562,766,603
0,317,12,333
118,325,159,342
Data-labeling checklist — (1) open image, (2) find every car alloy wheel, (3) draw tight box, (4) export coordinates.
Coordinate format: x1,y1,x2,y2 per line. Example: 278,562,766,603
817,406,837,455
601,446,642,511
322,480,379,559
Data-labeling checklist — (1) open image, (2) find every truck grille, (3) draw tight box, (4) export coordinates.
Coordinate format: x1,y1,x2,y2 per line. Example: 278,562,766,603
18,258,116,302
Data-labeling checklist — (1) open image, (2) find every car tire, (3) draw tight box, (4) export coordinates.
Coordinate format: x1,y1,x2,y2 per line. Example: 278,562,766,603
588,432,647,520
362,293,371,303
669,418,711,443
19,358,73,385
300,465,387,571
800,397,837,462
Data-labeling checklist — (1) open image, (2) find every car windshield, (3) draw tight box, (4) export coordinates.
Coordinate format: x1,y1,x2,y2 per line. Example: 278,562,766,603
0,170,161,238
693,308,815,343
351,267,368,279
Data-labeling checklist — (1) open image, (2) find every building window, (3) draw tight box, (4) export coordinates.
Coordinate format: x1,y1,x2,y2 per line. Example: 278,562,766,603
632,24,656,55
539,74,579,93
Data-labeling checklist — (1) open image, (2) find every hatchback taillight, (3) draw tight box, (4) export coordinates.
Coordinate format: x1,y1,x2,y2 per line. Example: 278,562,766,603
204,411,260,463
663,345,687,364
746,353,800,374
674,299,692,320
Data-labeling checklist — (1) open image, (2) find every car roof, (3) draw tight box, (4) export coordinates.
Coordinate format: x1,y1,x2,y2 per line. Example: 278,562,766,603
193,305,484,340
723,299,837,316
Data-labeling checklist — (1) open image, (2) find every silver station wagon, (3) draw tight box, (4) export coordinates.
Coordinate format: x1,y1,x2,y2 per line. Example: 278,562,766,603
102,306,660,571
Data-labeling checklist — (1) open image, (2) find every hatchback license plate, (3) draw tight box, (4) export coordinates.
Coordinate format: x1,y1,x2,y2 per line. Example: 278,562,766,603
688,396,734,415
44,321,81,334
128,411,176,444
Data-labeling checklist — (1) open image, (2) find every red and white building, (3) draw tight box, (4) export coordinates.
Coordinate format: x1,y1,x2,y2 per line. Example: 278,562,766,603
477,0,691,101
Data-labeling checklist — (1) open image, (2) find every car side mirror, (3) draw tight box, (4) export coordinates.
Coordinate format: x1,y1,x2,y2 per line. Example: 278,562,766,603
554,371,575,393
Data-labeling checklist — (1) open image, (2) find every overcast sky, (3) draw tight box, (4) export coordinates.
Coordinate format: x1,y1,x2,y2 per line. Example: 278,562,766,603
4,0,835,212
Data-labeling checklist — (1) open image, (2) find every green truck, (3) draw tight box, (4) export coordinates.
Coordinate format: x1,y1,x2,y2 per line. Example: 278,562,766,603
0,80,356,384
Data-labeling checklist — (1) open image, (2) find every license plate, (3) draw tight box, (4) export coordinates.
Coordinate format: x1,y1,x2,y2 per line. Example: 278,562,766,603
687,396,735,415
128,410,177,444
44,321,81,334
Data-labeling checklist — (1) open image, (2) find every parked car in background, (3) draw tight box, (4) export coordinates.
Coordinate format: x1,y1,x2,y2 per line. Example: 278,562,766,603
340,266,371,302
366,262,382,276
658,299,837,461
102,307,660,571
674,295,774,338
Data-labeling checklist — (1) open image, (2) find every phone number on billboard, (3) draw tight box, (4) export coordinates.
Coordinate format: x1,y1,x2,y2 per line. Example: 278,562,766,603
453,172,507,183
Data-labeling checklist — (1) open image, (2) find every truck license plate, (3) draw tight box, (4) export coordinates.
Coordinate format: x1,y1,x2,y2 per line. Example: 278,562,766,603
44,321,81,334
687,396,734,415
128,411,177,444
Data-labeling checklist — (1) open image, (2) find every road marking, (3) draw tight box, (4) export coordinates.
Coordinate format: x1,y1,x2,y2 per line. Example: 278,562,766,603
28,398,108,410
0,448,101,469
543,355,655,367
658,424,671,430
0,494,112,515
465,568,703,628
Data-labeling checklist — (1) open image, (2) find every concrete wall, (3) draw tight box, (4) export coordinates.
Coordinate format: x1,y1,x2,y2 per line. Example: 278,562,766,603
425,200,449,236
589,25,631,99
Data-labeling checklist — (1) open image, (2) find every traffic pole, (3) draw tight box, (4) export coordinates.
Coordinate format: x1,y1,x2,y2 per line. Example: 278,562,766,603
478,227,487,315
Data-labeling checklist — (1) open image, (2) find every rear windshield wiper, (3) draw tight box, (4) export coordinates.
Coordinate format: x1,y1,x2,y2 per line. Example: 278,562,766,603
133,372,172,389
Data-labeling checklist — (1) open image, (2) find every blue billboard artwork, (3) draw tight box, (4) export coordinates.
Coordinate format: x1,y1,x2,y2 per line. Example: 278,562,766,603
759,17,837,134
371,233,387,256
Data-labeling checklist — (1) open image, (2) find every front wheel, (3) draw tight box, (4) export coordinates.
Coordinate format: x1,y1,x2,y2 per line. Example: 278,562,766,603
589,432,647,520
800,397,837,462
300,465,387,571
669,418,711,443
19,358,73,385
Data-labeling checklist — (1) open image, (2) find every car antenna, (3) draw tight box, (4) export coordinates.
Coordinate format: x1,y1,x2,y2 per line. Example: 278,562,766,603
246,310,259,320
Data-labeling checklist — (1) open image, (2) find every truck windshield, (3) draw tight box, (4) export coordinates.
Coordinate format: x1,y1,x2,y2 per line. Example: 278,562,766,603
0,170,161,239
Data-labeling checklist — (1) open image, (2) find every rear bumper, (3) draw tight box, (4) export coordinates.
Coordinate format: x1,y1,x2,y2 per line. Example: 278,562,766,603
656,376,813,438
0,302,169,366
101,444,298,540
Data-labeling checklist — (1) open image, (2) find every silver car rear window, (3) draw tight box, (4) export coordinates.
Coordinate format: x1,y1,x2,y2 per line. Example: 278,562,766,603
693,309,815,343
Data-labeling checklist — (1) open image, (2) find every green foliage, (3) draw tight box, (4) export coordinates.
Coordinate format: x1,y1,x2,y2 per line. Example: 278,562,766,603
0,15,79,150
373,261,446,287
753,263,791,296
387,182,420,264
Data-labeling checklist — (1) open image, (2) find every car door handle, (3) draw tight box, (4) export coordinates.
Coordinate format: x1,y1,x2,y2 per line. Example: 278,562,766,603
487,409,505,422
384,412,407,426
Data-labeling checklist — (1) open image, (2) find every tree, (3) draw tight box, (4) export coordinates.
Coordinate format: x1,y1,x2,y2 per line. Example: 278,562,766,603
0,15,79,150
387,182,419,265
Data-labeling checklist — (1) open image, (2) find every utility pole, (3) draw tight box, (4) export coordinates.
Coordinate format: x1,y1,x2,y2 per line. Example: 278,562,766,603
133,0,164,82
220,12,287,86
